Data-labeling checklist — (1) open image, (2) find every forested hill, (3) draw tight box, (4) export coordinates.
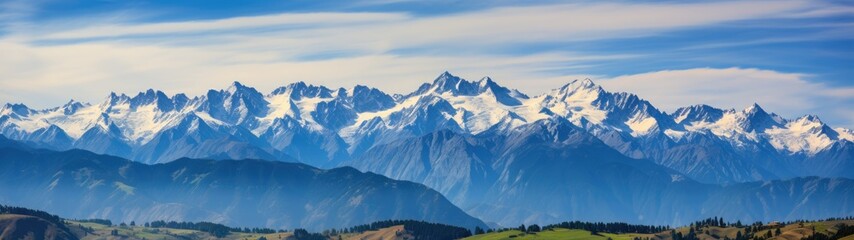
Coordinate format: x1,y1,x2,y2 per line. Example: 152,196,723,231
0,142,486,231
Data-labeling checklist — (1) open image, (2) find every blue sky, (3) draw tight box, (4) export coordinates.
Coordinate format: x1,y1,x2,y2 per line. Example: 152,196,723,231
0,0,852,127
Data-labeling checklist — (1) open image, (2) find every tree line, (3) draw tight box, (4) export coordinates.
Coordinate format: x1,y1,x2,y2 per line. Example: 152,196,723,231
72,218,112,226
342,219,472,239
147,220,237,237
541,220,669,234
146,220,283,237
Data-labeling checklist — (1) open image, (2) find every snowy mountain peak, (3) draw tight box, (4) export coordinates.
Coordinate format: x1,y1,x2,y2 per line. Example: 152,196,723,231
427,71,481,95
411,72,529,109
437,71,455,81
334,87,348,98
60,100,87,115
172,93,190,109
465,76,528,106
477,77,496,91
1,71,851,166
62,99,85,108
539,79,608,120
738,103,784,132
787,115,832,135
553,78,598,92
196,81,270,125
672,104,725,124
344,85,395,112
744,103,765,115
129,89,175,111
344,85,378,98
346,85,374,98
797,114,822,123
763,113,842,154
541,78,676,137
105,92,131,106
140,88,164,96
223,81,264,98
226,81,250,94
836,128,854,141
0,103,33,117
270,81,334,100
554,78,602,96
579,78,596,88
743,103,785,123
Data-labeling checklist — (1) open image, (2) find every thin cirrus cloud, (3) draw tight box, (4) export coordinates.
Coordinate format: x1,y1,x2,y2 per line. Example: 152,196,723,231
36,0,812,46
0,0,851,127
41,12,410,40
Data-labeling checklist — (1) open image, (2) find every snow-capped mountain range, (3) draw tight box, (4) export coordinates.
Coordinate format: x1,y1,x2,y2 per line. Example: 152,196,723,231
2,71,853,227
1,72,851,181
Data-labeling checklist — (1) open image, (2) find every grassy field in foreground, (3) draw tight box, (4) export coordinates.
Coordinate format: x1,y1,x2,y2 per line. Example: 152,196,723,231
44,218,854,240
463,228,654,240
465,220,854,240
337,225,411,240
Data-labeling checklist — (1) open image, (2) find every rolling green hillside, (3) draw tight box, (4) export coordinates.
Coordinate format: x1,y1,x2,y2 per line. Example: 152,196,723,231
463,228,653,240
0,214,77,240
465,220,854,240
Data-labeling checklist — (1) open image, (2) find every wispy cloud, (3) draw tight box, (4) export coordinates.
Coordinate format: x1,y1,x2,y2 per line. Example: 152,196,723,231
0,0,40,33
43,12,410,40
29,0,816,46
0,0,36,20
